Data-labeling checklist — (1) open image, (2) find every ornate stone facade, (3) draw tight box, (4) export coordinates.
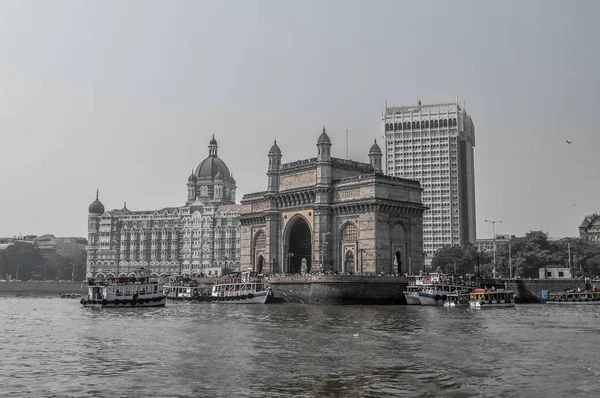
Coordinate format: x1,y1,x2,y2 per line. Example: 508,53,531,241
86,137,241,279
240,128,427,275
580,214,600,243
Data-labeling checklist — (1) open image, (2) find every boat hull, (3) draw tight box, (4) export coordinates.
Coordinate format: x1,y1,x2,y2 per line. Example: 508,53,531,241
404,293,421,305
208,291,279,304
469,301,514,308
418,292,447,306
545,300,600,305
81,296,167,308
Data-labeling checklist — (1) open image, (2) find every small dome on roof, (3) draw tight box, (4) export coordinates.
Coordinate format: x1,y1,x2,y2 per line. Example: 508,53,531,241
209,134,217,146
317,127,331,145
369,139,382,155
88,190,105,215
188,170,197,183
269,140,281,155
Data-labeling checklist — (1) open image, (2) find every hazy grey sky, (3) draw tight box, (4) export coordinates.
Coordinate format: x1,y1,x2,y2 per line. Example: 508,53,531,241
1,0,599,239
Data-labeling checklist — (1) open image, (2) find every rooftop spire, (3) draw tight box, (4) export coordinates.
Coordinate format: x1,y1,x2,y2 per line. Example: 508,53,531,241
96,189,99,201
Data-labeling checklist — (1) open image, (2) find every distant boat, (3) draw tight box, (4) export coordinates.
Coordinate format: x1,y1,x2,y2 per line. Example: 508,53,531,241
207,272,282,304
545,290,600,304
468,288,515,308
81,275,166,308
418,284,474,306
60,293,81,299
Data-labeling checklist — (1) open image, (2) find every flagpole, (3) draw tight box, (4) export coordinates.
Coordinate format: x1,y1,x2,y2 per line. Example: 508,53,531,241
346,129,349,160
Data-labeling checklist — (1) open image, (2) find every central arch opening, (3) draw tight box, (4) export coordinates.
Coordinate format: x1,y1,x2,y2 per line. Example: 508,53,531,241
288,218,312,274
395,251,402,274
257,255,264,274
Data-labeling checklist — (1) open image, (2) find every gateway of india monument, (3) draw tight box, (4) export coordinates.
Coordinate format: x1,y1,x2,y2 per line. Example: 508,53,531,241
240,128,426,276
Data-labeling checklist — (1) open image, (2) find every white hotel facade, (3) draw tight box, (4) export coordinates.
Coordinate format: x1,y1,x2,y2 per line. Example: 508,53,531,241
86,137,241,279
382,100,476,264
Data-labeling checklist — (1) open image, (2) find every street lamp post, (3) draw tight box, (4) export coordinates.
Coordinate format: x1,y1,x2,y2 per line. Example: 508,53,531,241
484,219,502,278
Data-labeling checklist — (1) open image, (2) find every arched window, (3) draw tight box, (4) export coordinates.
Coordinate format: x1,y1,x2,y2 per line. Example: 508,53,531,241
403,122,407,130
453,118,457,126
444,119,448,127
411,121,415,129
416,121,420,129
434,120,438,128
398,122,402,130
385,123,390,132
341,223,358,242
425,120,429,128
394,122,398,131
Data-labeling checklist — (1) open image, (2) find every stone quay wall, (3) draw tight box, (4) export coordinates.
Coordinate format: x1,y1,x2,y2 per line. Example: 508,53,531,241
266,275,411,305
479,279,591,303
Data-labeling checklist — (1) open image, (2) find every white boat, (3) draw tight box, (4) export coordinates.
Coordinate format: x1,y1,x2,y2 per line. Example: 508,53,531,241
404,273,458,305
403,285,422,305
468,289,515,308
163,278,212,301
443,292,469,307
545,290,600,304
207,272,282,304
418,284,474,306
81,276,166,308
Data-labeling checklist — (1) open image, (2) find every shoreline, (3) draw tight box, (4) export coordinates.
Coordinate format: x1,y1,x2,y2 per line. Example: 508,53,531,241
0,281,87,295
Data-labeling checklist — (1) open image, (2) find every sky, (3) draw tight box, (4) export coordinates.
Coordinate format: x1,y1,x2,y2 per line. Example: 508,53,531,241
1,0,599,240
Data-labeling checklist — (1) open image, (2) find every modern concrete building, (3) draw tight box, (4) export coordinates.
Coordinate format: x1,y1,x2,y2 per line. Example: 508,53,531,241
33,235,87,259
476,234,515,252
86,136,241,279
579,214,600,243
383,100,476,264
539,267,572,279
239,128,426,275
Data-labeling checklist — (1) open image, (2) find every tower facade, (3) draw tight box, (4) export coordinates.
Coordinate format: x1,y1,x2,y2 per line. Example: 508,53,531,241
382,100,476,264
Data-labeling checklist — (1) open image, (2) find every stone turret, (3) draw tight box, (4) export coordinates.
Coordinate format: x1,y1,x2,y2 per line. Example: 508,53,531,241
316,127,332,185
267,140,282,193
368,139,383,173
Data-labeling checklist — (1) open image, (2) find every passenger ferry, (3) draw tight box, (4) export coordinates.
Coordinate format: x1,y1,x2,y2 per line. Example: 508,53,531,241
163,278,212,301
207,272,281,304
403,272,456,305
81,275,166,308
545,290,600,304
468,288,515,308
418,284,474,306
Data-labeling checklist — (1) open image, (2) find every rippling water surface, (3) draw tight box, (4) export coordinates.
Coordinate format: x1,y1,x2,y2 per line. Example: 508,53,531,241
1,295,599,397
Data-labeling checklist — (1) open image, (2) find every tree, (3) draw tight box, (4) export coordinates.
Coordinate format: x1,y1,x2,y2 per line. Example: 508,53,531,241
2,242,45,280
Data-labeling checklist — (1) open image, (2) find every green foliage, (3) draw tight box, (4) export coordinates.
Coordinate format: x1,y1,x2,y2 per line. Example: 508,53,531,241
431,230,600,278
0,243,87,281
1,242,45,280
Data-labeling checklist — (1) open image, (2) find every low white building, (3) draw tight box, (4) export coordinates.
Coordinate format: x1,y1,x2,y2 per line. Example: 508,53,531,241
539,267,571,279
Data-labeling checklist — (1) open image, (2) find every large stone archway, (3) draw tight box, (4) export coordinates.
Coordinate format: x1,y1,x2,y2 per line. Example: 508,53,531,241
391,223,409,275
286,217,312,274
